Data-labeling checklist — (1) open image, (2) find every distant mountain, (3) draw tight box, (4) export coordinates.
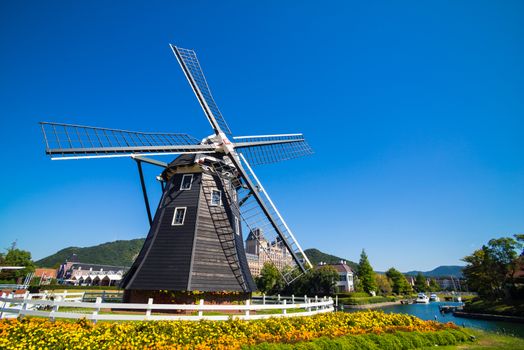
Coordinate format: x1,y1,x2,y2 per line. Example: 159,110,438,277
304,248,358,273
35,239,145,268
404,265,464,278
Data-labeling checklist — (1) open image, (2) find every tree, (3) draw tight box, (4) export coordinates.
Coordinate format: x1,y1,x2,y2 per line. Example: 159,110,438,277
429,279,440,292
305,265,339,296
462,235,523,300
386,267,412,295
256,262,284,295
462,247,493,298
414,272,427,292
358,249,376,294
0,246,35,283
374,273,392,295
353,275,363,292
286,265,339,296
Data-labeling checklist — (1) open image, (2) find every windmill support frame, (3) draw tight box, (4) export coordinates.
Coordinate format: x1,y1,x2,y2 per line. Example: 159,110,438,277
135,159,153,226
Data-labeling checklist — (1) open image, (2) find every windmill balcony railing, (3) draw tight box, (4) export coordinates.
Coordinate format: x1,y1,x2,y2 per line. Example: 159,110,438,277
0,291,334,322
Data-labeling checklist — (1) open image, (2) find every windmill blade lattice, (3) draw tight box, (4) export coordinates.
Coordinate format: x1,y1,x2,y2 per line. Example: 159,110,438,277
172,46,233,136
234,134,313,166
40,122,214,159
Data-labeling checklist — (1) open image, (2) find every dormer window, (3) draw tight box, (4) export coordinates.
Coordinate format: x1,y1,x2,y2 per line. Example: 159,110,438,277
172,207,187,225
211,189,222,206
180,174,193,190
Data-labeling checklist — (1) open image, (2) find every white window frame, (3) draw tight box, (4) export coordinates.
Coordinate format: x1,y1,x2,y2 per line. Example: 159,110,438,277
180,174,193,191
171,207,187,226
235,216,240,236
210,189,222,206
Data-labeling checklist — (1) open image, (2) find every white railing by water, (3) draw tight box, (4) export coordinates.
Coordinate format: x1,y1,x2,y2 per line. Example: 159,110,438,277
0,291,334,322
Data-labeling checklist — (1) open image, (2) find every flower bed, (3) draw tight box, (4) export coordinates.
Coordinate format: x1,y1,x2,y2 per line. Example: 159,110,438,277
0,310,466,349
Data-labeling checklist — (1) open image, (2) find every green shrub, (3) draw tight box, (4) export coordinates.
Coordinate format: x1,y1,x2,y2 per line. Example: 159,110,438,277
338,296,396,305
36,285,121,291
343,292,370,298
243,329,472,350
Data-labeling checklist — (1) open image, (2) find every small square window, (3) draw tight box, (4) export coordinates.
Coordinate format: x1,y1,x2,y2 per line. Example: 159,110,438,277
180,174,193,190
210,190,221,206
172,207,186,226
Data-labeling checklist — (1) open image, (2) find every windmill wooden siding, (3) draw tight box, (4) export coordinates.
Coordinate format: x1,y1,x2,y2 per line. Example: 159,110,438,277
121,155,256,302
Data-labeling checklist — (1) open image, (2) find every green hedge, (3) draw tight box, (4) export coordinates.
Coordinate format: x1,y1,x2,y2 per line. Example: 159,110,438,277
339,296,397,305
28,285,122,292
336,292,370,298
242,329,473,350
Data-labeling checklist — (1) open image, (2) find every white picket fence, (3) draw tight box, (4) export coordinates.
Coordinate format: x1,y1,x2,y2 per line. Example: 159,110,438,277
0,291,334,322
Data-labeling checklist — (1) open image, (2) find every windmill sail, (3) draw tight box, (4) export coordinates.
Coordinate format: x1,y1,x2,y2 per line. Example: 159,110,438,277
233,134,313,166
171,45,233,136
40,122,215,159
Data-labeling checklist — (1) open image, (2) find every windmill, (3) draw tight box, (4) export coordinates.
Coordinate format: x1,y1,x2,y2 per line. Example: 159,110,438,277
40,45,313,302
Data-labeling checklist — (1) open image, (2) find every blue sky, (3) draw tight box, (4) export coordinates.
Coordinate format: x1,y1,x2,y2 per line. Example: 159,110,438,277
0,1,523,271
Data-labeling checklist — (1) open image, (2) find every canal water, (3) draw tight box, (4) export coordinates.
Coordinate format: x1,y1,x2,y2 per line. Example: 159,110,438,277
347,302,524,337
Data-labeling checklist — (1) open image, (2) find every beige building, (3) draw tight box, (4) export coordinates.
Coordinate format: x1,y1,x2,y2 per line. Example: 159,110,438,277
245,228,294,277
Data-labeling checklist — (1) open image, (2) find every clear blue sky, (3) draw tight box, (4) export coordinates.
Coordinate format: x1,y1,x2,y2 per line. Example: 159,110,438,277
1,1,523,272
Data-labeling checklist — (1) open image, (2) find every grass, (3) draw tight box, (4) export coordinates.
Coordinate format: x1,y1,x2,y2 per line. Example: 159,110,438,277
438,294,477,302
243,329,524,349
464,299,524,317
339,295,397,305
421,329,524,349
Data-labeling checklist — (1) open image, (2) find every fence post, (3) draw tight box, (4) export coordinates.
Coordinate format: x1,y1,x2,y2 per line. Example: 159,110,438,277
56,295,63,312
0,293,7,319
282,299,287,315
291,294,295,304
20,292,32,319
303,295,307,312
102,290,106,302
315,296,318,311
198,299,204,318
92,297,102,324
277,294,281,303
304,295,310,312
262,294,266,305
50,295,62,322
63,290,68,301
245,299,250,318
335,295,338,310
146,298,153,320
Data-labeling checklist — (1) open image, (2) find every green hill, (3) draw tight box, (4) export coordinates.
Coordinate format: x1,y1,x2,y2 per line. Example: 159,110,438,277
304,248,358,272
35,239,145,268
36,239,359,273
